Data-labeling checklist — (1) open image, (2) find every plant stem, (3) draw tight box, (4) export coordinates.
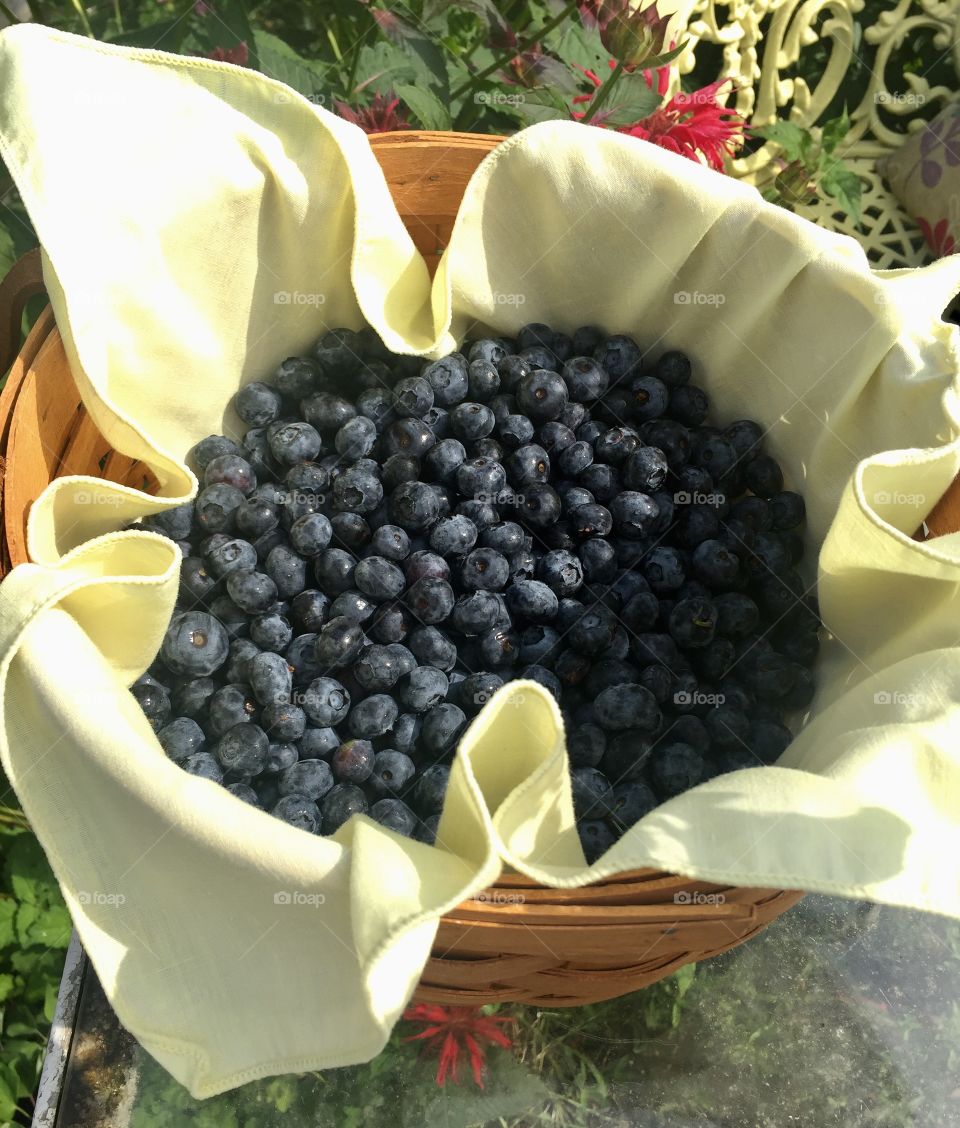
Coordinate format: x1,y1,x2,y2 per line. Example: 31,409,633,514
450,0,580,101
0,806,29,830
112,0,122,33
580,60,624,124
0,0,21,25
326,26,343,63
68,0,95,37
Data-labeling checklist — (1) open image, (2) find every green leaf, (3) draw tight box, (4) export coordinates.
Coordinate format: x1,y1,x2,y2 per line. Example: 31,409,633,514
352,41,421,95
601,73,661,127
820,109,851,154
0,974,14,1003
509,87,572,125
0,898,16,949
395,84,452,130
17,901,71,949
634,40,689,71
820,161,862,223
253,30,331,103
754,120,812,163
0,1071,16,1123
105,18,190,52
5,833,56,907
370,9,450,98
544,21,608,72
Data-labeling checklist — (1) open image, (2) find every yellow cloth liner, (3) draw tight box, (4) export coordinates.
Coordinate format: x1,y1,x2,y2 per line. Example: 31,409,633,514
1,24,960,1098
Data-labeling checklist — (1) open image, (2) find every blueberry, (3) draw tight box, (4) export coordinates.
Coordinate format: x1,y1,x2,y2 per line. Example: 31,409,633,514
272,794,321,834
751,719,793,761
217,723,269,774
267,421,322,466
356,388,394,432
561,505,606,546
609,780,657,828
506,444,550,488
456,457,507,501
468,358,501,400
460,548,510,592
367,750,416,799
568,723,606,768
192,434,241,472
170,676,215,720
505,580,558,623
273,355,320,399
265,544,309,599
390,481,441,532
298,726,341,759
354,556,405,602
562,356,609,402
422,354,469,406
628,375,669,421
536,549,583,597
314,616,365,669
623,446,669,493
557,440,594,477
157,716,205,762
234,381,283,427
227,782,262,807
594,335,641,382
654,350,691,387
204,454,257,497
744,454,784,498
302,677,351,725
498,414,536,450
370,798,418,836
692,539,741,588
224,570,278,615
194,483,245,534
414,764,451,813
248,651,293,706
348,694,398,739
183,752,225,783
393,376,435,418
392,713,422,755
650,744,704,798
429,515,478,558
451,402,496,441
517,483,562,528
261,700,306,742
594,684,660,733
744,652,798,700
571,767,615,819
302,391,356,432
131,677,172,732
399,667,449,713
264,742,299,773
668,598,717,649
333,469,382,514
517,370,568,421
423,438,467,484
161,612,229,677
331,739,375,783
578,819,617,864
724,419,764,461
335,416,377,460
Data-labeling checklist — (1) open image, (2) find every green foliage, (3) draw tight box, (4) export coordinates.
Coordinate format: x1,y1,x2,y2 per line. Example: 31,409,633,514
754,110,863,223
0,815,70,1127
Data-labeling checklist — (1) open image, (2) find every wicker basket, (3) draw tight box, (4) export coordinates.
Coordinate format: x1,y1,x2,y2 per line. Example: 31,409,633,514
6,129,950,1009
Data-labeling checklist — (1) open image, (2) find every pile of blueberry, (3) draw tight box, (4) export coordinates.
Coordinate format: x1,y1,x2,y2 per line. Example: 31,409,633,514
131,323,819,863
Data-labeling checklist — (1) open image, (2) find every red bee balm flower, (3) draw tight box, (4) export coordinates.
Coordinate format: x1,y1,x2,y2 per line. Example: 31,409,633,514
402,1003,516,1087
574,61,745,171
334,92,411,135
205,41,248,66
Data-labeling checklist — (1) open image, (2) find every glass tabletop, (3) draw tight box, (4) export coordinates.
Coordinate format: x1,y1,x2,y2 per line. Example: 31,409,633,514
49,893,960,1127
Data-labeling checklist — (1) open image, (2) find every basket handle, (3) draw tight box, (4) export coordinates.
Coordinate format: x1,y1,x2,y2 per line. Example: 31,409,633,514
0,247,45,377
